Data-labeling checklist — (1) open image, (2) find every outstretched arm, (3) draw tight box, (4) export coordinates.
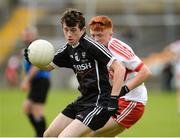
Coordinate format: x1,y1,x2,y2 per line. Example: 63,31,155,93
126,64,152,91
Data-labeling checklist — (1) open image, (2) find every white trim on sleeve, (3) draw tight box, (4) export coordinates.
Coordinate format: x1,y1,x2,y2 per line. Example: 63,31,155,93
107,57,116,69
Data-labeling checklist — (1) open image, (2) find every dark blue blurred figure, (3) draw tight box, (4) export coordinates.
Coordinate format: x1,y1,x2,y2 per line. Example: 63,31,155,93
20,27,51,137
161,62,174,91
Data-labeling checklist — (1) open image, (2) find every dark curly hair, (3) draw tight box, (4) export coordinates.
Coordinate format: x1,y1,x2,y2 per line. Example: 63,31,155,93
61,8,85,30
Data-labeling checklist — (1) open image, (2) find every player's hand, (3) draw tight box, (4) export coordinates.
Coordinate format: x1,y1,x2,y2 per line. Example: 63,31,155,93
108,70,114,80
24,48,31,63
119,85,130,97
20,79,30,92
107,96,120,117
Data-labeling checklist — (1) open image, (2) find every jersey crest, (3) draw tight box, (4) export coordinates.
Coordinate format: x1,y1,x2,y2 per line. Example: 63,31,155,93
74,52,80,62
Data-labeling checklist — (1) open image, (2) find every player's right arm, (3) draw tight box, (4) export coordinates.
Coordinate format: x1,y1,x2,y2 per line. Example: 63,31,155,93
36,64,55,71
21,66,39,92
24,44,70,71
108,38,152,95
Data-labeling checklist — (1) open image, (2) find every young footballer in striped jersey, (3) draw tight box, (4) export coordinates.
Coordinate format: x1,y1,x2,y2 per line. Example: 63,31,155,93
24,9,125,137
87,15,152,136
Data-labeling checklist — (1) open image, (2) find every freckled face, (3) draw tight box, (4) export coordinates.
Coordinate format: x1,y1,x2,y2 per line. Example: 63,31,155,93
90,29,112,46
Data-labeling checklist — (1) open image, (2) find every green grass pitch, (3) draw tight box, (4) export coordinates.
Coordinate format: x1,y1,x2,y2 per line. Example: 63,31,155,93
0,88,180,137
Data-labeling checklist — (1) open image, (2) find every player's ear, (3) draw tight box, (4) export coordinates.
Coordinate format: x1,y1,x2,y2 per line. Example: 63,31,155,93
110,31,113,37
109,30,113,36
82,27,86,32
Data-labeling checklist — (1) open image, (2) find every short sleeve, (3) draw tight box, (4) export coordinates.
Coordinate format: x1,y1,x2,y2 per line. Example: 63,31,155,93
52,45,72,68
108,38,143,71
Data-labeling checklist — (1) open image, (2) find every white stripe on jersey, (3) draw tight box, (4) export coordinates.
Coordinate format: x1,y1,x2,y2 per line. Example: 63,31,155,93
109,39,134,60
84,36,112,59
55,45,67,55
116,101,136,122
82,60,104,126
85,36,112,57
95,60,101,106
83,106,103,126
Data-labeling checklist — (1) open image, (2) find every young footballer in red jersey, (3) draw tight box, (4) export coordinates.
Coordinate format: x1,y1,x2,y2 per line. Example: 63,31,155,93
87,15,152,136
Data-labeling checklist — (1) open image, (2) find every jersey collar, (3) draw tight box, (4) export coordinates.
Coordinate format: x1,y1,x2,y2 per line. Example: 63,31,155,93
71,42,80,48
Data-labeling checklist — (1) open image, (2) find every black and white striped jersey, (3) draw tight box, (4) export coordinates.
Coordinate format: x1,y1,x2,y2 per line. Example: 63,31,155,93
52,34,115,107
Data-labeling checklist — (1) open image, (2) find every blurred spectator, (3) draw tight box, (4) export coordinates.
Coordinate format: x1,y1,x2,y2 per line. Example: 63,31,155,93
120,25,136,45
168,40,180,115
20,26,51,137
121,26,135,39
161,62,174,91
143,39,180,114
5,54,21,87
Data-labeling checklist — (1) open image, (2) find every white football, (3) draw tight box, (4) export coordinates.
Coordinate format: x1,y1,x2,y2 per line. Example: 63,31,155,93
28,39,55,67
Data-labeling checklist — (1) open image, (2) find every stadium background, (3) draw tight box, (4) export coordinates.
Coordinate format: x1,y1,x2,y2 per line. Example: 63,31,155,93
0,0,180,137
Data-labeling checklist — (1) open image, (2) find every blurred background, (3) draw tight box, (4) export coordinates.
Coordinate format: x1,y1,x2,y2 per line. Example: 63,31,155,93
0,0,180,137
0,0,180,89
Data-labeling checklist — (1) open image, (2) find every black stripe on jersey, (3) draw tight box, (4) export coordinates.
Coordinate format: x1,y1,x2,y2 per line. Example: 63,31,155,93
84,36,112,59
55,44,67,55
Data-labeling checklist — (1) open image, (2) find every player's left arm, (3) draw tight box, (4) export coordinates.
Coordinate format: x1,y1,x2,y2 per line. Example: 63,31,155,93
109,60,125,96
126,62,152,91
107,59,125,114
108,41,152,92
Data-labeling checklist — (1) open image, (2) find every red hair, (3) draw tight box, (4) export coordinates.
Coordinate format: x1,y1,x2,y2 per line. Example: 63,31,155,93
88,16,113,32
